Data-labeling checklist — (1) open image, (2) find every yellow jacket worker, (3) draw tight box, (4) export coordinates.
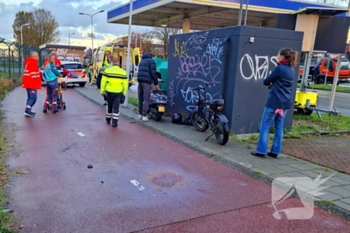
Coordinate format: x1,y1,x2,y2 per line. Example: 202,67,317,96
100,56,128,127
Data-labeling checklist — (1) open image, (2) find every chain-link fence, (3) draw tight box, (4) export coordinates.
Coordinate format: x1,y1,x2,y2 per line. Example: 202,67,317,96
0,37,51,79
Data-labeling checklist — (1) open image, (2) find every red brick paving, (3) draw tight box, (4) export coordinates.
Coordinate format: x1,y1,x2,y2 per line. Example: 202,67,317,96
283,136,350,174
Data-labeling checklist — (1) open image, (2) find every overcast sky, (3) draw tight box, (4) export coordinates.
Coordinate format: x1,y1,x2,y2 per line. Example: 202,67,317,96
0,0,152,48
1,0,348,49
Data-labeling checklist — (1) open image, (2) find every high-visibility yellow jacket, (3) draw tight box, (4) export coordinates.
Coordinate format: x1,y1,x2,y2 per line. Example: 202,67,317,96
100,65,128,96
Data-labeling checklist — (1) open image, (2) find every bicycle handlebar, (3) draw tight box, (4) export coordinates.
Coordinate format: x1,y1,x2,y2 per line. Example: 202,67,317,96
191,82,213,90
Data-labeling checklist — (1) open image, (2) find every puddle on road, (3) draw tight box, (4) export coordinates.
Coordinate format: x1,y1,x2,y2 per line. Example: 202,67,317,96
151,172,184,188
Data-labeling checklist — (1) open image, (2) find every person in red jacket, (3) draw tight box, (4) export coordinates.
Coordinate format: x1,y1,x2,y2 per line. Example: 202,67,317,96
43,51,62,68
22,51,41,117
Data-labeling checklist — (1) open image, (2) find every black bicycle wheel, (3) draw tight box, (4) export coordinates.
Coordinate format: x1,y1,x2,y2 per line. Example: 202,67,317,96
191,110,209,132
214,117,229,145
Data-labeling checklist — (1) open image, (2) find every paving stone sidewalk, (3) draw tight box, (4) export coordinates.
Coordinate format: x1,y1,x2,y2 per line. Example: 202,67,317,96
284,137,350,174
76,84,350,221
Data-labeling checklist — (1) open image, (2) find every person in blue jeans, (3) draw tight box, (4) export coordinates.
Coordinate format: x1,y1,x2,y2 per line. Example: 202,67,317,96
251,48,298,158
43,55,61,114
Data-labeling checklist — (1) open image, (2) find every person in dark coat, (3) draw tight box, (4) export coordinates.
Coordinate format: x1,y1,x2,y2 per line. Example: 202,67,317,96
251,48,298,158
137,52,159,121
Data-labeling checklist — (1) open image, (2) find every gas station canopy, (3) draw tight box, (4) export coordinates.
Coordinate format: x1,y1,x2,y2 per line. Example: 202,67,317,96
107,0,346,30
294,7,349,15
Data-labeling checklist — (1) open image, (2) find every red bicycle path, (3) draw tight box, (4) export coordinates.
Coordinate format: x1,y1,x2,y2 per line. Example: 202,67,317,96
2,87,350,233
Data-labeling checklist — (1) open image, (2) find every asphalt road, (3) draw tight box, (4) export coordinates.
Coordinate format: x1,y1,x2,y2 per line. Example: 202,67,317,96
2,87,350,232
314,90,350,117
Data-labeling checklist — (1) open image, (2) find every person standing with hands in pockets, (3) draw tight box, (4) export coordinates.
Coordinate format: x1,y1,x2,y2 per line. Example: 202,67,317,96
137,52,159,122
251,48,298,158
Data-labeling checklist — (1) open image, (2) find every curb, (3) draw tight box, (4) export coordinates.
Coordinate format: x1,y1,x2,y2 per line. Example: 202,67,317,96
76,88,350,222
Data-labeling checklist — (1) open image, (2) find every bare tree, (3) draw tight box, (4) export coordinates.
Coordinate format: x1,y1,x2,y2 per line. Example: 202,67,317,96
139,30,155,54
152,27,182,58
12,8,60,47
12,11,34,45
113,30,158,55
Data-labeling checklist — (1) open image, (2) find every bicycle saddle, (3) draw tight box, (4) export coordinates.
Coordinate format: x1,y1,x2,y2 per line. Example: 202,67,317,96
207,99,224,106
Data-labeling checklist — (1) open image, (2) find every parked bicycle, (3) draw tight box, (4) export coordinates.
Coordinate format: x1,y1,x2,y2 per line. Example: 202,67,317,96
190,82,230,145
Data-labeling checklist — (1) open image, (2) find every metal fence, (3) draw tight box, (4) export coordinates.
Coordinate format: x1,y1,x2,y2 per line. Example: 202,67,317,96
0,37,51,79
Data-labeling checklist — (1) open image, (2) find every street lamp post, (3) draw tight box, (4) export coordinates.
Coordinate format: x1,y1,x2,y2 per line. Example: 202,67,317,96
20,23,30,73
79,10,105,51
124,0,133,108
68,33,75,46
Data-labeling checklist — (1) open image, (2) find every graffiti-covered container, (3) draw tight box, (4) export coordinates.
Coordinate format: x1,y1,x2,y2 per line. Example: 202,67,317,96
167,26,303,134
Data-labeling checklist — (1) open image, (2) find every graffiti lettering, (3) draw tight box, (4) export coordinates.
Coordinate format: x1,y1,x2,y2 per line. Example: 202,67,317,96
239,54,278,81
168,80,176,107
177,54,221,83
204,38,223,63
186,31,209,50
180,86,213,111
173,39,189,57
55,48,82,62
170,30,223,112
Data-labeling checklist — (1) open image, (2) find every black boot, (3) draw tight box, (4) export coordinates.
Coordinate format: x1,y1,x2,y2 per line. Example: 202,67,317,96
106,118,111,124
112,119,118,127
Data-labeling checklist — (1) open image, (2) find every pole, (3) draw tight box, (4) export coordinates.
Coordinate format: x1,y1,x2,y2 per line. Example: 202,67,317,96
244,0,249,26
329,54,341,111
69,34,71,46
324,56,330,85
300,51,310,92
21,25,24,74
124,0,133,108
91,16,94,51
238,0,244,26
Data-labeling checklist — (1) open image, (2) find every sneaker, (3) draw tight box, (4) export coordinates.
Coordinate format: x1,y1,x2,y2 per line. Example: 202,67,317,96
106,118,111,124
31,111,36,115
138,115,142,120
43,109,47,113
24,112,35,117
53,110,59,114
142,116,148,122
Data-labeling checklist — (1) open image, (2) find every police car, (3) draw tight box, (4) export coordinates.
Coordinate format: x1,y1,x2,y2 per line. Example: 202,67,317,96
41,62,87,87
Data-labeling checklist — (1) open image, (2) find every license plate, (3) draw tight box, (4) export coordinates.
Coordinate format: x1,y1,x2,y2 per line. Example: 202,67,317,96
158,106,165,112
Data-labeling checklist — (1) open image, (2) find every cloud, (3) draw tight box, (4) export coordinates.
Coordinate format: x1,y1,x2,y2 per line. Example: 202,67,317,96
0,2,36,39
0,0,135,46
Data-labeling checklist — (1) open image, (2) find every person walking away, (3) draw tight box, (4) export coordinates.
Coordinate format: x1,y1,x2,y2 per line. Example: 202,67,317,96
22,51,41,117
251,48,298,158
137,52,159,122
100,56,128,127
43,55,61,114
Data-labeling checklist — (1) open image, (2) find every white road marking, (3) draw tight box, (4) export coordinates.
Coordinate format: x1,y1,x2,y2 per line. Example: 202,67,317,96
77,132,85,137
130,180,145,191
